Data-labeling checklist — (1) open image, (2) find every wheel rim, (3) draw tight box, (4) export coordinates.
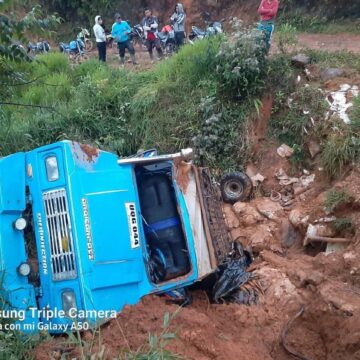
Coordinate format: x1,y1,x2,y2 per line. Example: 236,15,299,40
224,180,243,198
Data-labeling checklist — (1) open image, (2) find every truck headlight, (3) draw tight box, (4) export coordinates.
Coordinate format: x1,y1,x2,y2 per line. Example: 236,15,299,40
13,217,27,231
62,290,77,315
17,262,31,276
45,156,59,182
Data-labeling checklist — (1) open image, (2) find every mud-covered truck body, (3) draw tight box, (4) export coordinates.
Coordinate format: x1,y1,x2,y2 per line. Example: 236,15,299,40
0,140,230,332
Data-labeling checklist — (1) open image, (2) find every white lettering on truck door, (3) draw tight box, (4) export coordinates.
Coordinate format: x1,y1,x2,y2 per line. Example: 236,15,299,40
125,203,140,249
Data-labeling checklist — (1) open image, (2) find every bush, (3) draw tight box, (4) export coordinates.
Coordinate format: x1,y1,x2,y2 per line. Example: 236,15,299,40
215,25,267,101
324,189,353,213
276,23,298,54
350,95,360,131
321,131,358,178
192,96,249,170
331,218,355,236
271,85,328,145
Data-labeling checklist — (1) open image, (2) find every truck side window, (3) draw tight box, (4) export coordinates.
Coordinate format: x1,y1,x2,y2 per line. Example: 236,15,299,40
45,156,59,182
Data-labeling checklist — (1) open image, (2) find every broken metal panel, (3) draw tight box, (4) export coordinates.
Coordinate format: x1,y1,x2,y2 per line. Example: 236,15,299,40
182,168,212,278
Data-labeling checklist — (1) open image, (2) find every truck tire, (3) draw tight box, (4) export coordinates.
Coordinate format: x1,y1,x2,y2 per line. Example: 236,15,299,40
220,171,253,204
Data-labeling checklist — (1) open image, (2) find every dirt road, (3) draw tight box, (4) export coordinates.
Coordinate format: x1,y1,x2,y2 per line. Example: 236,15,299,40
297,33,360,53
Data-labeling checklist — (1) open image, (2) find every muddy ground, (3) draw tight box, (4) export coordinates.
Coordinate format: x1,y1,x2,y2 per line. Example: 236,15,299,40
34,160,360,360
34,115,360,360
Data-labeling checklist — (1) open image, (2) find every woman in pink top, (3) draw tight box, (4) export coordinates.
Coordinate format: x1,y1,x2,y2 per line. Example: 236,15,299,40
257,0,279,53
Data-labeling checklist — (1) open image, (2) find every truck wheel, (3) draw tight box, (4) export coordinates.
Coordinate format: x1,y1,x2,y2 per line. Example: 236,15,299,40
220,171,253,204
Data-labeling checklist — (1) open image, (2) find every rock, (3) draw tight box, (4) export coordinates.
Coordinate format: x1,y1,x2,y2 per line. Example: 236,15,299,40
233,202,263,226
326,243,348,254
300,174,315,188
289,209,309,228
277,144,294,158
280,220,301,248
249,224,273,252
251,173,265,186
254,197,283,222
296,269,325,287
308,140,321,158
319,282,360,315
223,204,240,229
245,163,258,178
321,68,344,81
291,54,310,67
306,223,336,238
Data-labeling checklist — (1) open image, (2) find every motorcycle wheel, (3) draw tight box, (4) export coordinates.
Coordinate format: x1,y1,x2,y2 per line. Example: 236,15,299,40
220,171,253,204
73,53,89,64
165,43,176,55
85,39,93,51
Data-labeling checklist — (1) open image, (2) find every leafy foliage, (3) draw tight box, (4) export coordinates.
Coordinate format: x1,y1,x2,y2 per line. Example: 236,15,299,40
331,218,355,236
122,312,181,360
215,24,267,100
324,189,353,213
276,22,298,54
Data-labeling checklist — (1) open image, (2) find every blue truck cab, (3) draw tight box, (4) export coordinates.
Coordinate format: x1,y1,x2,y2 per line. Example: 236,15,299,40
0,141,230,332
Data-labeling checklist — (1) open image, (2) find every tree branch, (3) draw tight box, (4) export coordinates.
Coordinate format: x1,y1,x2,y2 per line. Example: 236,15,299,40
0,102,65,117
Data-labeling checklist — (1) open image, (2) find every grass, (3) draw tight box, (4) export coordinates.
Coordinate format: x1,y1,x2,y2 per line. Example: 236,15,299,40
278,12,360,34
324,189,353,213
1,30,267,172
331,218,355,236
305,49,360,72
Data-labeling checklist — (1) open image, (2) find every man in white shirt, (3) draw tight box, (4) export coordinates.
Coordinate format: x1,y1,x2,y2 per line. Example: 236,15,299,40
93,15,106,62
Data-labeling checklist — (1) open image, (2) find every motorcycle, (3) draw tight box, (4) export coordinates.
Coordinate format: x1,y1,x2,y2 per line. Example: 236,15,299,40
59,38,88,63
27,41,50,55
158,25,177,55
130,24,146,49
188,21,223,43
77,28,93,51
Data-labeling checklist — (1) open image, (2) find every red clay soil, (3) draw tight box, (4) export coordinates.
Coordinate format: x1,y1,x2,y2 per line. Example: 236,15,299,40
33,167,360,360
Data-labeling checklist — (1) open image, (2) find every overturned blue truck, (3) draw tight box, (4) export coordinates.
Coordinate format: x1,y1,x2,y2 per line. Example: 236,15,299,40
0,141,253,333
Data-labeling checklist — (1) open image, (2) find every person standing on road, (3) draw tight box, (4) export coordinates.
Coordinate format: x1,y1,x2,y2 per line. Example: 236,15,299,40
257,0,279,53
142,9,163,61
93,15,107,62
112,13,138,66
170,3,186,48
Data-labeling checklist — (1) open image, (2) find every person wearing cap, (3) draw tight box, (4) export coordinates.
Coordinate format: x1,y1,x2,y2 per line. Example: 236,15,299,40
111,13,137,65
93,15,106,62
142,9,163,61
257,0,279,53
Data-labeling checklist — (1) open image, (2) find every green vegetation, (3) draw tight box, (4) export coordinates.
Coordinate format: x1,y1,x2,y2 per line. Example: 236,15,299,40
331,218,355,236
324,189,353,213
123,312,180,360
279,13,360,34
0,27,271,171
0,331,41,360
276,23,298,54
305,49,360,72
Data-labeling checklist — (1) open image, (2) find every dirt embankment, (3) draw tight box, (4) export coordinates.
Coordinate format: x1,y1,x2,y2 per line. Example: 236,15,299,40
34,126,360,360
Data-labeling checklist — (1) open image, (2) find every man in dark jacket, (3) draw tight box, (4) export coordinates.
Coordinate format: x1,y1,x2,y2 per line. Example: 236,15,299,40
142,9,163,61
170,3,186,47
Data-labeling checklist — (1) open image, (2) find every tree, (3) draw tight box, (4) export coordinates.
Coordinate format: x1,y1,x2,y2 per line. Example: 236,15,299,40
0,0,59,98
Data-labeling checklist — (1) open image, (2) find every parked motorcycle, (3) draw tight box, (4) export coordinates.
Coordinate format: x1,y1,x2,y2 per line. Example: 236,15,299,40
158,25,177,55
130,24,146,49
27,41,51,55
77,28,93,51
59,39,88,63
188,21,223,43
